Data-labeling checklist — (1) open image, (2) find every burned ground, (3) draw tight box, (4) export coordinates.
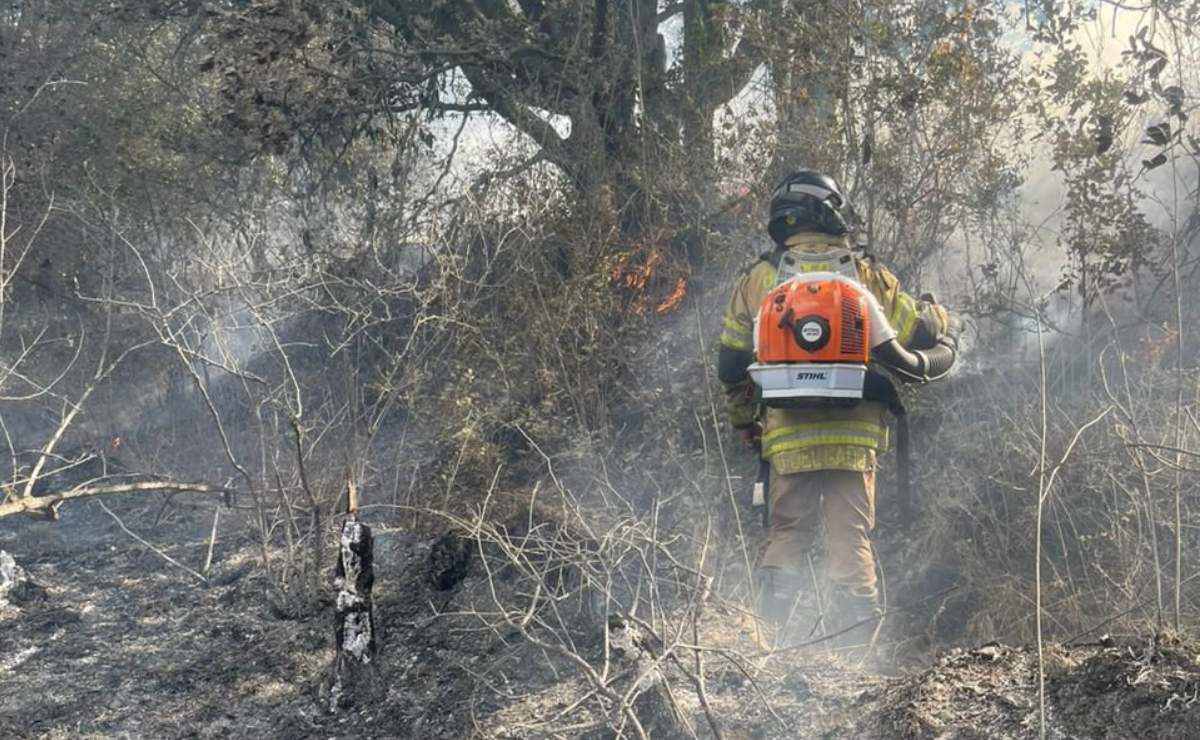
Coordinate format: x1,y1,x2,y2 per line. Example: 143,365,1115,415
2,501,1197,739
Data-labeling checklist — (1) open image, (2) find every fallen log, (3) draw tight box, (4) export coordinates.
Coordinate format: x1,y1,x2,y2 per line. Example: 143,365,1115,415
0,481,233,520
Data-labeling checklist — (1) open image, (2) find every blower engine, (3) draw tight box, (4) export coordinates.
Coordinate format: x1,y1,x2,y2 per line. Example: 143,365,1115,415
748,272,893,406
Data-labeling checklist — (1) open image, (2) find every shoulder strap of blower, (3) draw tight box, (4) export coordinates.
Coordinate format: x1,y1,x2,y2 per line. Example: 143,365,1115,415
757,246,785,271
760,245,859,284
757,244,858,268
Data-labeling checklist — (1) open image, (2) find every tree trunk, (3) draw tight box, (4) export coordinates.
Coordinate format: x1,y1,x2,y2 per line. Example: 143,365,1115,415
604,614,691,738
326,516,378,712
0,550,47,608
681,0,719,185
770,1,846,179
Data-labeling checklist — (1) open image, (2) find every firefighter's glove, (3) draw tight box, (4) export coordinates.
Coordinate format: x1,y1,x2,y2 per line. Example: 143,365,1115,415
736,423,763,451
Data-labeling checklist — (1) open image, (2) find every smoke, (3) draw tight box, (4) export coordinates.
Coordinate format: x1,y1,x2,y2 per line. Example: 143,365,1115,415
200,303,267,383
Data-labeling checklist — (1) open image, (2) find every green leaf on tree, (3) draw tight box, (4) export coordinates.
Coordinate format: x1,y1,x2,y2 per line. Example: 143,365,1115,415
1142,122,1170,146
1142,153,1167,170
1095,115,1114,154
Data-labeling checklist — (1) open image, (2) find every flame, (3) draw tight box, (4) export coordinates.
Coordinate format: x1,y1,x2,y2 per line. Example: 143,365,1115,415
609,239,690,316
656,277,688,314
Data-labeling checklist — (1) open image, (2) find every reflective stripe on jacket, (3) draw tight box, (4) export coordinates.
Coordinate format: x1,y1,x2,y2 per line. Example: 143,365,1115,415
718,232,945,473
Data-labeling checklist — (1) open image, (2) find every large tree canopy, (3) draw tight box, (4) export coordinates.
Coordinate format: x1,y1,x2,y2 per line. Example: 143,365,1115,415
206,0,767,226
204,0,1039,263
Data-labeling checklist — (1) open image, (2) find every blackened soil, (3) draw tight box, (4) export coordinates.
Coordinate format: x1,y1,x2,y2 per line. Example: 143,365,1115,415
3,502,1197,738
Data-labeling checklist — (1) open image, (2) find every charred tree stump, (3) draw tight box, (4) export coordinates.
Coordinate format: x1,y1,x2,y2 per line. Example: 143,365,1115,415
326,515,377,712
605,615,690,738
427,530,473,591
0,550,47,607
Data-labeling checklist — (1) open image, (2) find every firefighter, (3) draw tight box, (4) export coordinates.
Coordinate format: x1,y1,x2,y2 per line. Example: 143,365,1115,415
717,169,954,642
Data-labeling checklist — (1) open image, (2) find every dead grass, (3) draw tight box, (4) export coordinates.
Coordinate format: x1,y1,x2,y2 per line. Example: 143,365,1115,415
3,495,1199,738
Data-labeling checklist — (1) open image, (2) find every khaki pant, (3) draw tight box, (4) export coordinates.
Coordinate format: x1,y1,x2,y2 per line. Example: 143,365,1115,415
760,467,877,594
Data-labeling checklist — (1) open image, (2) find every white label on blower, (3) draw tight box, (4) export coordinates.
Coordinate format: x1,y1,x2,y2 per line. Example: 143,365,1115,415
747,362,867,399
800,321,824,342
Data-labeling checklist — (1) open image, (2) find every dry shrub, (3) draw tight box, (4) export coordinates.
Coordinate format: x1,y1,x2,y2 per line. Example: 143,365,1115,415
892,328,1200,650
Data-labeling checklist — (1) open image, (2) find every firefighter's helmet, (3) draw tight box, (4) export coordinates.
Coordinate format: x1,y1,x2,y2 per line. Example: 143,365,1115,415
767,170,848,243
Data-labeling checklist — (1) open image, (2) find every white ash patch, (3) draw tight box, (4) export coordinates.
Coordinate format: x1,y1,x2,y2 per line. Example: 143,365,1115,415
0,645,38,673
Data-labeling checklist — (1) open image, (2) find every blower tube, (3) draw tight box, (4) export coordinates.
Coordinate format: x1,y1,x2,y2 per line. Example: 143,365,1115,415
872,337,957,383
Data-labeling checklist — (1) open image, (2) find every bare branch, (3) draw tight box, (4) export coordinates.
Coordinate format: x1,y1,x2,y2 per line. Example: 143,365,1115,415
0,480,233,520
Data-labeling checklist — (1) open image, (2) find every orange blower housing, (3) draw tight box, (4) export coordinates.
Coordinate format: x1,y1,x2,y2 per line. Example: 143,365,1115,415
748,274,873,404
756,278,869,363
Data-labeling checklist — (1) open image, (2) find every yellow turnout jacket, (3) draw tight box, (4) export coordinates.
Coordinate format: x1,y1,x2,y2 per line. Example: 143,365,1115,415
718,232,948,474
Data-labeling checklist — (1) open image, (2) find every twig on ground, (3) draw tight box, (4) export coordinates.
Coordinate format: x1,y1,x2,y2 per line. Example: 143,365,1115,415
97,500,209,584
202,506,221,575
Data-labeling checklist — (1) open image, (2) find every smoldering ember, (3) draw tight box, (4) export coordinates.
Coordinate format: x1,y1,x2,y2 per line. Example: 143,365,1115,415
3,2,1200,738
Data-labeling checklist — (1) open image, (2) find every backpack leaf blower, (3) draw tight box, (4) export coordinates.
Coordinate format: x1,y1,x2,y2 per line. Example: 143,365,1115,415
747,272,957,524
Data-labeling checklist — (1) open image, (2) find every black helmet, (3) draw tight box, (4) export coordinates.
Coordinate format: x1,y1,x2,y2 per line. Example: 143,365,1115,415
767,169,849,243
